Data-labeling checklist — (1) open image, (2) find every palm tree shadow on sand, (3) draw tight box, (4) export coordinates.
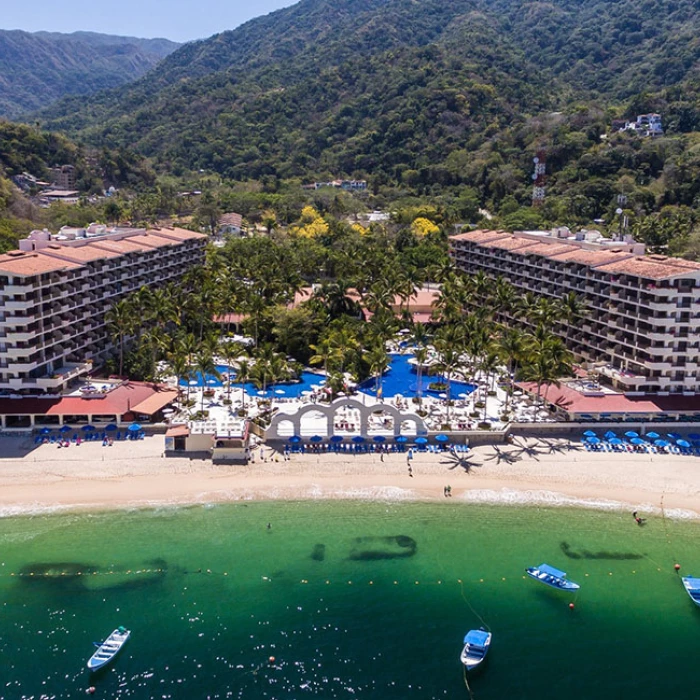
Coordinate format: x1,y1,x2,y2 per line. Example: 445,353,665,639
508,436,583,461
440,447,483,473
482,445,522,465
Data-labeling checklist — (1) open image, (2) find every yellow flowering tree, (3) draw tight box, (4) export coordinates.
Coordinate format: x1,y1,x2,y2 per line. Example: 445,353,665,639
411,216,440,237
290,206,329,238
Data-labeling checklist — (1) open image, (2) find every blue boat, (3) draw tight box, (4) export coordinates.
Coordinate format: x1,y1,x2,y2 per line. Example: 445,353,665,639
681,576,700,608
460,629,491,671
525,563,580,591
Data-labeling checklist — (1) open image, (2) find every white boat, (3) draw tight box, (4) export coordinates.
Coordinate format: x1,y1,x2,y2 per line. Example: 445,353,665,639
460,629,491,671
525,563,580,591
87,627,130,671
682,576,700,608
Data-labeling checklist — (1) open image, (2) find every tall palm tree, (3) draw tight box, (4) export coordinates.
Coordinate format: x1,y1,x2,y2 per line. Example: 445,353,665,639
559,291,588,352
194,352,221,412
497,327,526,415
366,344,390,399
219,340,243,402
235,358,251,410
413,345,429,407
105,299,133,377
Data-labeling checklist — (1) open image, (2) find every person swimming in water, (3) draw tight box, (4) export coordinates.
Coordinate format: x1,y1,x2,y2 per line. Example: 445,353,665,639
632,511,646,526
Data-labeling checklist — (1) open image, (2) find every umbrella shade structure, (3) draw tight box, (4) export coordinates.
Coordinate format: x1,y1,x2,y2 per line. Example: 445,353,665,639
274,389,285,395
414,436,428,445
645,431,660,439
287,435,302,444
329,435,344,443
630,437,647,445
624,431,639,438
654,439,669,447
604,430,617,439
39,427,52,435
352,436,366,443
128,423,142,432
583,430,597,437
458,393,468,399
688,433,700,440
608,437,623,445
676,439,691,448
104,423,118,431
667,432,682,440
438,393,447,399
435,434,450,443
373,435,386,443
309,435,323,443
59,425,72,433
586,436,601,444
395,436,408,443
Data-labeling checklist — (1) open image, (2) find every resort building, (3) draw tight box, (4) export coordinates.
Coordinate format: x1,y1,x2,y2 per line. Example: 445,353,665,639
449,228,700,396
0,225,207,396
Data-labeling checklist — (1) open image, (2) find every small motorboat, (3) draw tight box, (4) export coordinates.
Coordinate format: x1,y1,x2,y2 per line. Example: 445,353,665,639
681,576,700,608
460,629,492,671
525,563,580,591
87,626,130,671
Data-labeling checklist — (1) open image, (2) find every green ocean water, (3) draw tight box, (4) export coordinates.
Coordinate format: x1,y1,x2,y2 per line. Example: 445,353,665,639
1,501,699,699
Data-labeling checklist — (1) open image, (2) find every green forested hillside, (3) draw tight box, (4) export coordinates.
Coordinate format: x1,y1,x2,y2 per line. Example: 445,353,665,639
36,0,700,227
0,30,180,118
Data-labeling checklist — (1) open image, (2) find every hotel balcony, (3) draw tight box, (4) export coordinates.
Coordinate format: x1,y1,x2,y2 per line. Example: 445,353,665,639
598,365,648,386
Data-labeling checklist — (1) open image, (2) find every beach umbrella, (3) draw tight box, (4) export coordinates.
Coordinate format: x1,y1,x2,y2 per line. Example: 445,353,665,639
676,439,691,449
435,434,450,443
438,393,447,399
395,436,408,444
329,435,344,443
604,430,617,439
645,431,660,439
458,392,468,399
82,425,95,432
654,439,669,447
415,436,428,445
274,389,285,395
104,423,118,431
630,437,646,446
59,425,72,433
128,423,142,432
287,435,302,444
310,435,323,443
188,379,199,385
624,431,639,438
608,437,622,445
585,436,601,444
688,433,700,440
39,427,52,435
667,432,682,440
583,430,597,438
373,435,386,443
257,390,268,396
352,436,366,443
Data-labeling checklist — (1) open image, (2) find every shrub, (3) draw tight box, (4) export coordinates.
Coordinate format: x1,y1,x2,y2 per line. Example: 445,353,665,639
477,421,492,430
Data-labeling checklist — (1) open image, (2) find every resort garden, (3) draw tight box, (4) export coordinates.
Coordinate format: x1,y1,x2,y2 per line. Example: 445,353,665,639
106,219,581,427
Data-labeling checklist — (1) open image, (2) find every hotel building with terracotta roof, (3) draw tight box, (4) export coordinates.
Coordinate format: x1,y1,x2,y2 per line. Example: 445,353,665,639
449,228,700,396
0,224,207,395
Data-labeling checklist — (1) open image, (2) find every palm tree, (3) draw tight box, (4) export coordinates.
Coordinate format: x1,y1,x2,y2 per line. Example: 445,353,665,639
235,358,251,410
219,340,243,402
366,344,390,399
105,299,133,377
413,345,429,407
497,327,526,415
194,352,221,412
520,336,573,420
559,291,588,353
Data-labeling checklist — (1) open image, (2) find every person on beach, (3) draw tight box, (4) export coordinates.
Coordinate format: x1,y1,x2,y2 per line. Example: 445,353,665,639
632,511,646,526
446,485,452,497
408,465,413,477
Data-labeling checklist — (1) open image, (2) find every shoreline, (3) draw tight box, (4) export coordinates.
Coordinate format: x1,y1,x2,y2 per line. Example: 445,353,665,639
1,435,699,519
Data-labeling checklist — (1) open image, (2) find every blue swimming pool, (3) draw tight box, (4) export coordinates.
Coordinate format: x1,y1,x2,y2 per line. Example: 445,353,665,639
180,366,326,398
359,353,477,398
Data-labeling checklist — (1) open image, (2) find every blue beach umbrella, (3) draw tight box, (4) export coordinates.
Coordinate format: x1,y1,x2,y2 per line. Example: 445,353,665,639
688,433,700,440
39,427,52,435
608,437,623,445
583,430,597,438
104,423,118,431
667,432,682,440
645,431,660,439
676,439,691,449
586,436,601,444
59,425,72,433
288,435,302,444
352,436,366,444
395,436,408,444
310,435,323,443
604,430,617,439
330,435,344,443
82,425,95,432
654,439,669,447
630,437,647,446
624,431,639,438
414,436,428,445
128,423,142,432
372,435,386,443
435,434,450,443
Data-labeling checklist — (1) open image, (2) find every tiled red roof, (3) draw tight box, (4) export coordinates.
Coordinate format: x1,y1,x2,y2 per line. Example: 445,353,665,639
0,381,176,417
516,382,700,415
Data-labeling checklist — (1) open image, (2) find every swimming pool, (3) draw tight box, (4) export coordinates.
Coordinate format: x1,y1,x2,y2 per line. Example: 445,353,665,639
359,353,477,398
180,366,326,398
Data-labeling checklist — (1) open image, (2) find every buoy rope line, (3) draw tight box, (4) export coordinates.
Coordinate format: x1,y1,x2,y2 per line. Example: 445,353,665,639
463,665,475,700
457,579,491,632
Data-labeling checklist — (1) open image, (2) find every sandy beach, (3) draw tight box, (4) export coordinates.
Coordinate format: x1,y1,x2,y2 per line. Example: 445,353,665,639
1,434,698,518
